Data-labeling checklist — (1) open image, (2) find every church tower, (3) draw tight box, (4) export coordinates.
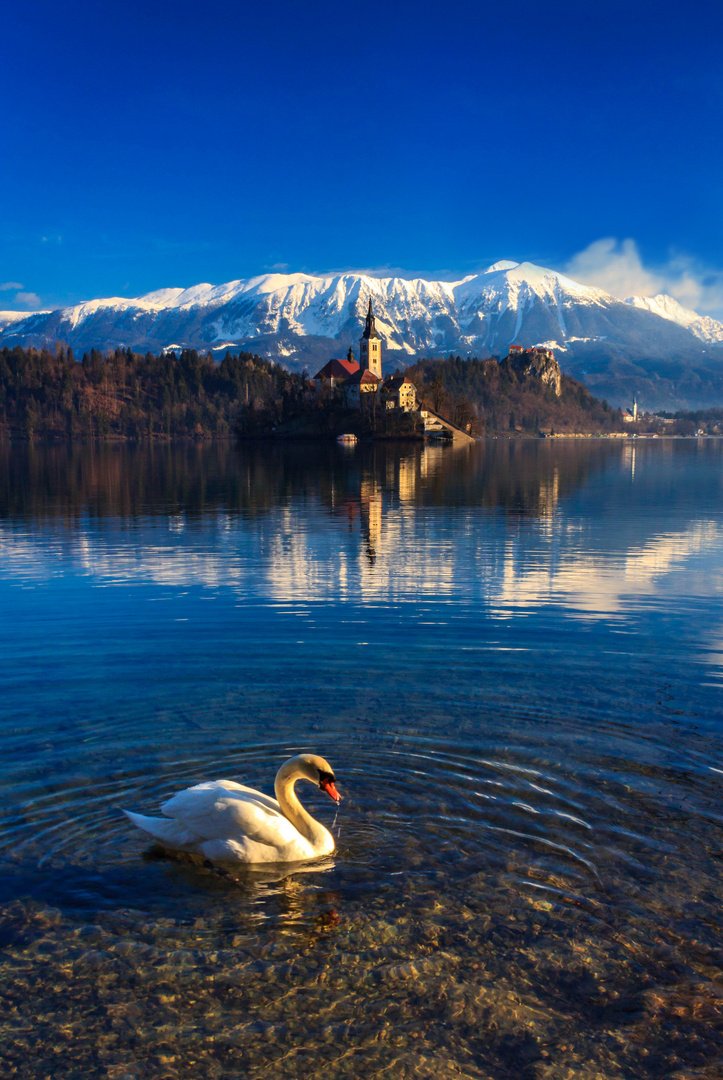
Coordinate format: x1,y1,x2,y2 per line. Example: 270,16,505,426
359,298,382,379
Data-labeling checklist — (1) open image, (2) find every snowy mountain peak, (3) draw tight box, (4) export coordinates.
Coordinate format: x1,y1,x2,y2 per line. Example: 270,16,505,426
625,294,723,344
484,260,519,274
626,293,696,322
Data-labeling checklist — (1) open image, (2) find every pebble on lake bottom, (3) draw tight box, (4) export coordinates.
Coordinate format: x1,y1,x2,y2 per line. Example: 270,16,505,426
1,855,722,1080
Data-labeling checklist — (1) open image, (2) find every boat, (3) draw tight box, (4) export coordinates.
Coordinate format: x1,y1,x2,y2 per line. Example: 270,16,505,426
336,433,358,444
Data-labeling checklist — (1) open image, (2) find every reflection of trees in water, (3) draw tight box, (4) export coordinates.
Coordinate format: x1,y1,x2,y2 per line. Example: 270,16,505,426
1,439,718,527
0,440,611,524
418,441,593,517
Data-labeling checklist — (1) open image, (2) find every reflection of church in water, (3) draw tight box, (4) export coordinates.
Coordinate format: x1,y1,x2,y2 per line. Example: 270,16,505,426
343,444,563,564
341,448,441,564
359,454,422,563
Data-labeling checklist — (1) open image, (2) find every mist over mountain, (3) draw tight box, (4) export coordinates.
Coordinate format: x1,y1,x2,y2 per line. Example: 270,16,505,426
2,261,723,410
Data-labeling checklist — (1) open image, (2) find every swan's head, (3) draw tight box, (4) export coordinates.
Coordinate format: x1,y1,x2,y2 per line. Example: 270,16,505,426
282,753,341,803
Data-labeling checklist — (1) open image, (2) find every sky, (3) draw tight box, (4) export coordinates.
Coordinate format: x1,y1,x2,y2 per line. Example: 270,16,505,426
2,0,723,316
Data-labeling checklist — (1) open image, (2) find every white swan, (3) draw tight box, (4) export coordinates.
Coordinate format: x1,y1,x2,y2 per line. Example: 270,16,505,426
123,753,341,863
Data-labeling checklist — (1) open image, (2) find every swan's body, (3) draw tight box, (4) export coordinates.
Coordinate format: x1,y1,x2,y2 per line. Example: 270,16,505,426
123,754,340,864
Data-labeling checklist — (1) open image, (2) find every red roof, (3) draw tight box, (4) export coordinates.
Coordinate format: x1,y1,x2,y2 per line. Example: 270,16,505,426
359,370,381,385
346,368,381,386
313,357,360,380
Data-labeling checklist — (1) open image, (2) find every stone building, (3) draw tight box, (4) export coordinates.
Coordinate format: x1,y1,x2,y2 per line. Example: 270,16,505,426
382,374,417,412
345,367,383,405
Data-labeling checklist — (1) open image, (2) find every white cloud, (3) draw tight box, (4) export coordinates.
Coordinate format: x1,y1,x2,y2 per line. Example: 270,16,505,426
0,281,23,291
14,291,42,309
563,238,723,318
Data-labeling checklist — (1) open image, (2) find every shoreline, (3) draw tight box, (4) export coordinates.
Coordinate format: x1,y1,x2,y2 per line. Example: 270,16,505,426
2,433,721,446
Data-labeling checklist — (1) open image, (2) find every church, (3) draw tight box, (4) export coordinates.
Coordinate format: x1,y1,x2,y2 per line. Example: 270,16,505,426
313,300,417,412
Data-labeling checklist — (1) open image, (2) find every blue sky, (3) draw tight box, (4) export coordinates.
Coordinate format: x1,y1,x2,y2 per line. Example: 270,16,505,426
2,0,723,315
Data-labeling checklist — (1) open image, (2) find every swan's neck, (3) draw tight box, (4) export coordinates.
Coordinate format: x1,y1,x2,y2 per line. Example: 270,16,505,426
275,765,331,851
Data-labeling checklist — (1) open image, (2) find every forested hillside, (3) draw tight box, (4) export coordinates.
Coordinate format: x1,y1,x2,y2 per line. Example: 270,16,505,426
0,346,309,439
0,344,626,439
406,355,624,435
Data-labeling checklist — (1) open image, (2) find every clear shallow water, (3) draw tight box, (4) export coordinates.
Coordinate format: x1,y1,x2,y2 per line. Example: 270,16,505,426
0,438,722,1079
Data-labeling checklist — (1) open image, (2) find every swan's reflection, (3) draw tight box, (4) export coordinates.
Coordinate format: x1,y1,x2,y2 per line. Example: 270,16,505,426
144,843,337,890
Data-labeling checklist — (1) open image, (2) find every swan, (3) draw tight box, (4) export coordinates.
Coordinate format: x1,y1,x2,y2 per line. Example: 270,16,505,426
123,753,341,863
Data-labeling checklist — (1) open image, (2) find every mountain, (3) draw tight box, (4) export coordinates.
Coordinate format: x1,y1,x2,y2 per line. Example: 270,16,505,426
2,263,723,410
0,310,50,330
624,293,723,344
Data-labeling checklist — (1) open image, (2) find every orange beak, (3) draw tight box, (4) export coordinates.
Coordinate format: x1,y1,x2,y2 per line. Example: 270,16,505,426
320,778,341,803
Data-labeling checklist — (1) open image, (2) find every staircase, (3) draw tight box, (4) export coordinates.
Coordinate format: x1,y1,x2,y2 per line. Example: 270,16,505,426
419,408,476,444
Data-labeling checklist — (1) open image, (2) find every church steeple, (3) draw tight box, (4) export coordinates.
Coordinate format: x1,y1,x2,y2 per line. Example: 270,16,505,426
362,298,380,341
359,298,382,378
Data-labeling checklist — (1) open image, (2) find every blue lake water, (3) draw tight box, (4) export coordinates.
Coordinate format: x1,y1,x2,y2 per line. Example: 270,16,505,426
0,438,722,1079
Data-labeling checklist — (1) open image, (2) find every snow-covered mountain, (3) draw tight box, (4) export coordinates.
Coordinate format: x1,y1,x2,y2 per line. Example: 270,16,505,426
0,309,51,331
625,293,723,344
2,262,723,409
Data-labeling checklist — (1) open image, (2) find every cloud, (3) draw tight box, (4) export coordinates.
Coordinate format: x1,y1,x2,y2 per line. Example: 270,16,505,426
563,238,723,318
564,239,661,298
0,281,23,291
14,292,42,309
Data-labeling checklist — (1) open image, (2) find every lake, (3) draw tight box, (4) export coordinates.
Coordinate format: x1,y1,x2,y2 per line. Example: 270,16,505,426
0,438,722,1080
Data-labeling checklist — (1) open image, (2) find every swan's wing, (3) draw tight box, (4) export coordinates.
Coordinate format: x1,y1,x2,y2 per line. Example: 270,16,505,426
123,809,201,846
220,782,280,813
162,780,279,817
160,781,298,848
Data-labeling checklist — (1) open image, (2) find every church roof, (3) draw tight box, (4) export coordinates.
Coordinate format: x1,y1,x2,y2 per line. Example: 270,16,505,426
313,357,360,380
345,368,381,387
